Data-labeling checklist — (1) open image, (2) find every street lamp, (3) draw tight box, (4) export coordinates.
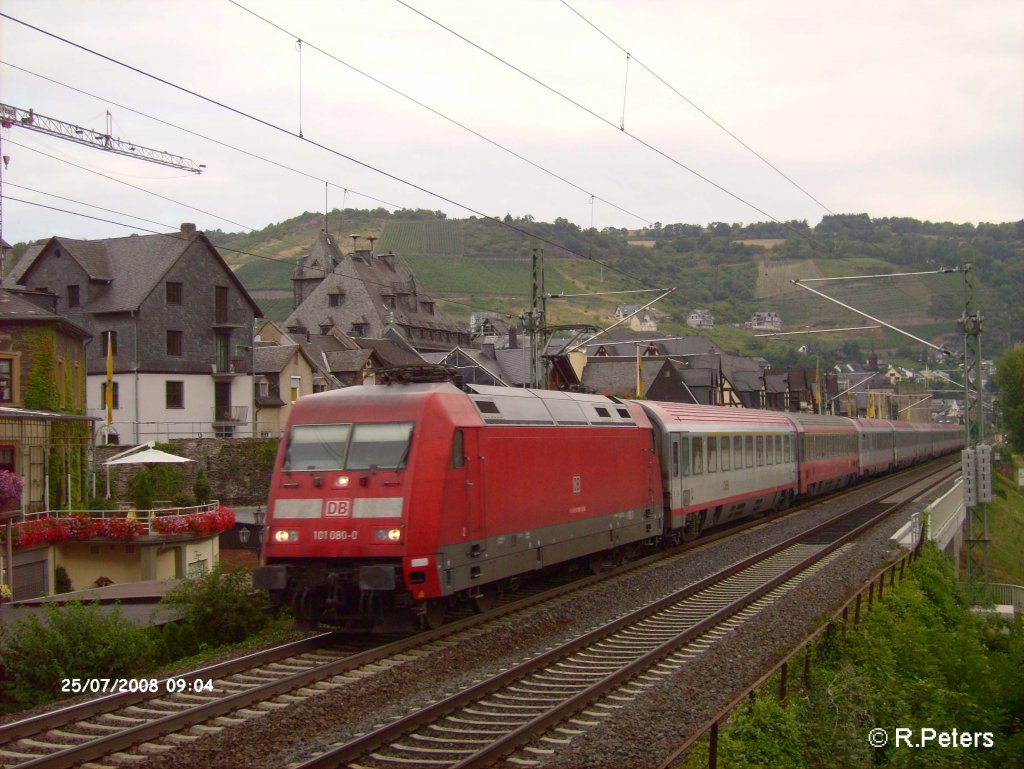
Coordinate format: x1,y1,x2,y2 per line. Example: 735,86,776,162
253,505,264,561
236,505,264,560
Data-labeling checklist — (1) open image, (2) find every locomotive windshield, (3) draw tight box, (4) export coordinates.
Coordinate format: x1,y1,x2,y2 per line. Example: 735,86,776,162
347,423,414,469
285,423,352,470
284,422,413,471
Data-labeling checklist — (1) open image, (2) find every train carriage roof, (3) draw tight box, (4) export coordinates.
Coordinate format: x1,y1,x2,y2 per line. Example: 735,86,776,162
786,413,859,433
637,401,796,434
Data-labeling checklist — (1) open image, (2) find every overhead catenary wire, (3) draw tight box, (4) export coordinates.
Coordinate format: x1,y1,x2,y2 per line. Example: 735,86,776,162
0,60,406,214
4,182,180,230
225,0,653,227
558,0,835,216
0,12,655,290
393,0,807,235
5,138,258,232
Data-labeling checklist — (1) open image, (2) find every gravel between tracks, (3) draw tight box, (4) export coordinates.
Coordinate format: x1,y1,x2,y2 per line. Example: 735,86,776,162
138,471,953,769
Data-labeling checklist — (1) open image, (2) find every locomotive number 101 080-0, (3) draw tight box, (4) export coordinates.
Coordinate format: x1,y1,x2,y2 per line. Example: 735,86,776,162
313,530,358,541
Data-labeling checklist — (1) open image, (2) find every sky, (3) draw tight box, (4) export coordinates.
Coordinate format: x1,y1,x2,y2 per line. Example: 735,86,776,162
1,0,1022,246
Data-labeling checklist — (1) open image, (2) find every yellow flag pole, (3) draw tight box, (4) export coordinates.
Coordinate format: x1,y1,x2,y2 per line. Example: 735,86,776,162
105,332,113,426
636,345,644,398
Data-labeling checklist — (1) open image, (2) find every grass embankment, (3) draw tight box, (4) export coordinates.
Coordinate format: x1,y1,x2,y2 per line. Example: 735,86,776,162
684,545,1024,768
988,458,1024,586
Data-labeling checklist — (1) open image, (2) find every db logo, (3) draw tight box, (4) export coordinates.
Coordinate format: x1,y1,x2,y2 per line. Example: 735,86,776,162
324,499,352,517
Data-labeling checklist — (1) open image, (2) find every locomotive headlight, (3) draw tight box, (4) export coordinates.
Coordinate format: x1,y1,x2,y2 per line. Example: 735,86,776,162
374,527,403,543
334,476,350,488
273,529,298,543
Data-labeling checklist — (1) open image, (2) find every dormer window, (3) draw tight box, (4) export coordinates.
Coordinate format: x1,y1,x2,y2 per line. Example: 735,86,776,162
328,292,345,307
421,301,435,315
382,294,396,309
351,323,368,336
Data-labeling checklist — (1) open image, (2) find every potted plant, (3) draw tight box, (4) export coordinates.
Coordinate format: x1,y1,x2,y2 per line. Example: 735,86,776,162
0,583,11,603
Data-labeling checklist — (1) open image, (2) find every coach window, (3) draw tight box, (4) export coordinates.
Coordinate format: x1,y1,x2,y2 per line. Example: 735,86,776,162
756,435,764,466
745,435,754,468
773,435,780,464
707,436,718,473
692,436,704,475
735,436,744,469
681,437,690,477
784,434,792,462
671,439,679,478
721,436,731,471
451,429,465,469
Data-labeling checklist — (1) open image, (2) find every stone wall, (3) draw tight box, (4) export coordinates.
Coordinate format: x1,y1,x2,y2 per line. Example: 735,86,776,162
96,437,281,506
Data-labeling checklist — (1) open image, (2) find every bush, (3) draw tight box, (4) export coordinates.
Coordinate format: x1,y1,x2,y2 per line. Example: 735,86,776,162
192,469,212,505
129,471,154,510
54,565,73,594
160,563,270,646
87,495,117,512
0,601,155,711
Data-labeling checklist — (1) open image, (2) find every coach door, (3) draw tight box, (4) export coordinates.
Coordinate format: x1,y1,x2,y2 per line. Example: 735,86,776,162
669,434,692,528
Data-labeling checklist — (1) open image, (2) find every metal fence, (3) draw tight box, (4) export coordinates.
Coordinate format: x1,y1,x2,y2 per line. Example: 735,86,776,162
989,583,1024,613
20,500,223,537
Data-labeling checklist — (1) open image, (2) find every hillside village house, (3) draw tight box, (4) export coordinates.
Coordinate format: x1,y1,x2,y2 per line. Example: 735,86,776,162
10,225,263,445
686,309,715,330
746,310,782,333
613,304,658,332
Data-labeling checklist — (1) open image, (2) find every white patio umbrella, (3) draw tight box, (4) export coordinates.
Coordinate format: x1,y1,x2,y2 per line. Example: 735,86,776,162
105,448,194,466
103,442,194,499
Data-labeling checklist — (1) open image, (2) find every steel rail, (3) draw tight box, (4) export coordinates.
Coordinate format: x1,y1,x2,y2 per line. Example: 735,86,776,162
291,463,956,769
0,632,338,743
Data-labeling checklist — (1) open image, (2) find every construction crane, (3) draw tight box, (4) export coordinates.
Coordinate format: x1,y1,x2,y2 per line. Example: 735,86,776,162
0,102,204,282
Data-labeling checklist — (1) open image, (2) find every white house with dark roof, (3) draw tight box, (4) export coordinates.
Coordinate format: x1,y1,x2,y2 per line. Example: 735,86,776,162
10,224,263,444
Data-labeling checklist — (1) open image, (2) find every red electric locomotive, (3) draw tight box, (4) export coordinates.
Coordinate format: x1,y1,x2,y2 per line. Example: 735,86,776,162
253,382,661,630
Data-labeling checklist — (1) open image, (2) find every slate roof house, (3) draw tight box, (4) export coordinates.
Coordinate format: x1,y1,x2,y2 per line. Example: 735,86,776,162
253,343,327,438
284,231,471,353
10,224,263,444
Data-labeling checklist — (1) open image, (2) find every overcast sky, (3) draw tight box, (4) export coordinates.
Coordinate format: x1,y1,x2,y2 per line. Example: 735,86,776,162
1,0,1022,245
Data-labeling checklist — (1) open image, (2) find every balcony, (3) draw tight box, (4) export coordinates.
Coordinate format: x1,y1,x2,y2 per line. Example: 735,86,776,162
211,357,248,377
212,405,248,424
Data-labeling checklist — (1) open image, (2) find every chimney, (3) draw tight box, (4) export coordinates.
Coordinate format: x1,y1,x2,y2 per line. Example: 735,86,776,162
180,222,197,238
508,326,518,349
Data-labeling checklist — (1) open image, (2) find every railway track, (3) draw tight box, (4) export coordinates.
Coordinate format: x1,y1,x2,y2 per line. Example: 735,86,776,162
289,463,955,769
0,461,955,769
0,632,373,768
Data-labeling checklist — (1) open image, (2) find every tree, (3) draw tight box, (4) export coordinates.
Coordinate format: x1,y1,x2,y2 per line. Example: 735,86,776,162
995,347,1024,452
